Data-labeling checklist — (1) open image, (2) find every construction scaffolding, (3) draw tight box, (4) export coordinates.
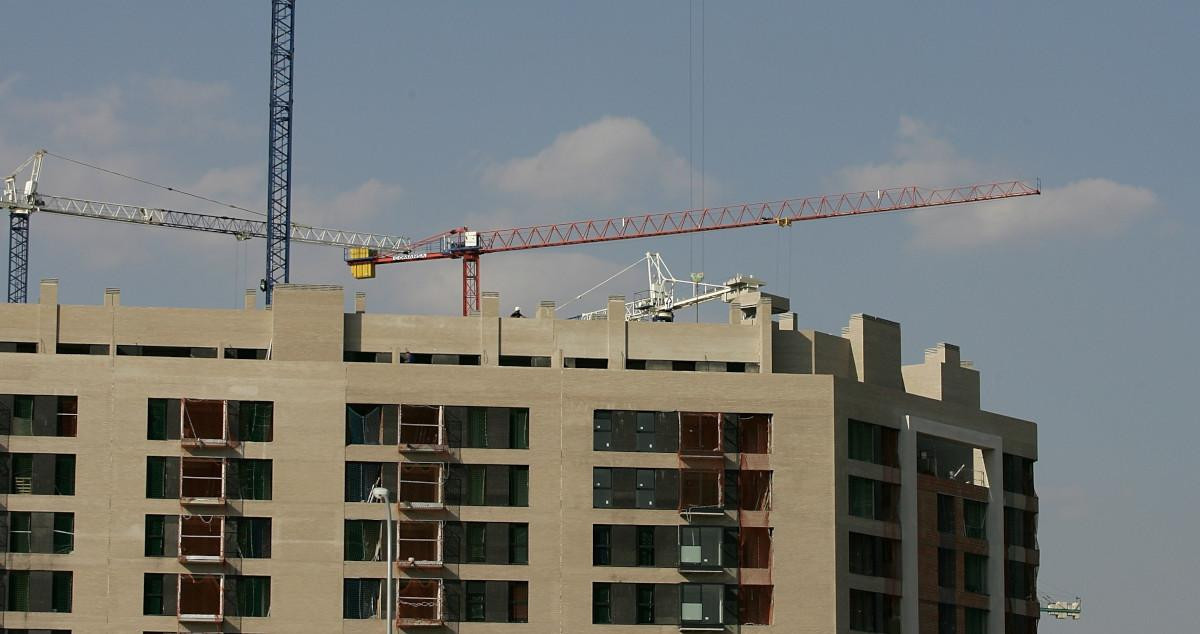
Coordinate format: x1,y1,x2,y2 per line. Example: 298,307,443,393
397,462,445,509
395,578,444,626
177,573,224,623
396,520,444,568
398,404,447,452
178,514,224,564
179,457,225,505
181,398,234,448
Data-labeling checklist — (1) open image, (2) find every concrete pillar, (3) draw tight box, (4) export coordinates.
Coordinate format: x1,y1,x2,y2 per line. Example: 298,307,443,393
104,288,120,307
536,301,556,320
606,296,626,370
38,278,58,355
354,292,367,314
778,312,796,332
481,291,500,366
845,314,903,390
757,297,773,373
244,289,257,310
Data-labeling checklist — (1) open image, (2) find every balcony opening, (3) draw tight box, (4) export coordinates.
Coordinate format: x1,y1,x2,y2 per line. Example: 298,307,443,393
740,527,772,569
738,585,773,625
396,578,443,626
180,458,225,505
177,574,223,623
737,470,772,511
397,462,444,509
181,399,230,448
918,434,989,487
679,469,724,517
679,413,722,458
399,405,446,451
736,414,771,454
397,521,443,568
178,515,224,563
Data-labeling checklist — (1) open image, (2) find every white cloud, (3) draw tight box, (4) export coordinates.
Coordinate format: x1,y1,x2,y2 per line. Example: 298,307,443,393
482,116,692,207
143,77,232,110
909,178,1156,249
840,117,1156,248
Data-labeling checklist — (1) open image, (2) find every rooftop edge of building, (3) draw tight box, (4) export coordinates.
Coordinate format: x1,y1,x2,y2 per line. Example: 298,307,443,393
1,280,984,410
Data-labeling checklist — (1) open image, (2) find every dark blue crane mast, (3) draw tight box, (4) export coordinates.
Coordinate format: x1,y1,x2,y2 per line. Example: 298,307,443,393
263,0,296,305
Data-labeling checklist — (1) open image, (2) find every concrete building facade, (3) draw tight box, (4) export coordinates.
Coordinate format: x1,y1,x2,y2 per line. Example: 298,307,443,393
0,280,1039,633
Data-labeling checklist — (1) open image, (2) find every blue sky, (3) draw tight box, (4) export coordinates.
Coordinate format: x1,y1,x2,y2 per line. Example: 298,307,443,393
3,2,1198,630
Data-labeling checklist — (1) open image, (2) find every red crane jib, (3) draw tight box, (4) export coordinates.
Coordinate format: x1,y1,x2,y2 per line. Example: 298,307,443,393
348,179,1039,315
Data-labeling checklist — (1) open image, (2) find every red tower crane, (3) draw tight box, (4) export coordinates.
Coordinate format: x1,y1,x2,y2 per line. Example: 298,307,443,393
347,179,1040,316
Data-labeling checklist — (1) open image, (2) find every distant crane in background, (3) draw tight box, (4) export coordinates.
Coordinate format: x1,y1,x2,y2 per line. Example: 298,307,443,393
1,150,410,301
1041,594,1082,620
347,179,1041,316
3,1,303,306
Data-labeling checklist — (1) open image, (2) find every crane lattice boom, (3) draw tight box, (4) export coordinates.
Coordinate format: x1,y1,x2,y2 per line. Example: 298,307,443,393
348,179,1040,315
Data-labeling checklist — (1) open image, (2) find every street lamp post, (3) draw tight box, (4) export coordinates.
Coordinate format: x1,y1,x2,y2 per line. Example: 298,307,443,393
369,486,394,634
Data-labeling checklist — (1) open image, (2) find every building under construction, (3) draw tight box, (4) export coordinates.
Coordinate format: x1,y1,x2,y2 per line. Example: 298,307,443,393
0,280,1039,633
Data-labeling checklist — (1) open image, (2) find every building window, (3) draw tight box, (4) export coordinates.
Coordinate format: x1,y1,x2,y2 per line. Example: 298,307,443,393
467,465,487,505
848,419,899,467
8,512,31,552
238,401,273,442
233,576,271,617
509,523,529,565
848,589,899,634
11,395,34,434
143,573,166,615
849,532,899,578
637,526,656,566
965,607,988,634
346,404,386,445
56,396,78,436
938,548,956,588
344,520,384,561
145,515,166,556
1003,453,1035,496
592,582,612,624
964,500,987,539
848,476,898,522
593,468,613,508
964,553,988,595
509,581,529,622
593,525,612,565
467,408,488,447
938,494,956,533
636,583,655,624
343,578,382,619
509,466,529,507
147,398,166,440
55,454,75,495
510,409,530,449
465,580,486,622
0,570,71,612
53,513,74,553
466,523,487,563
680,583,723,627
1006,560,1036,600
51,571,72,612
636,412,656,451
635,468,656,508
593,411,613,450
234,459,272,500
7,571,30,611
234,517,271,558
938,603,957,634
